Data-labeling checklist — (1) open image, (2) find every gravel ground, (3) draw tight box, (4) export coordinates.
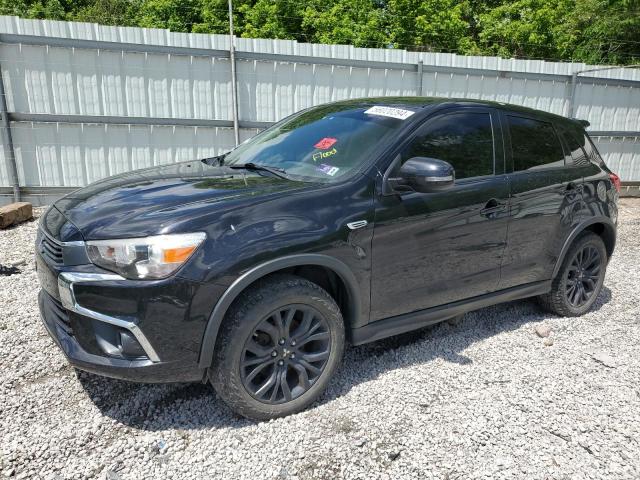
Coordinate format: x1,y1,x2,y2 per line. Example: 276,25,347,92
1,200,640,480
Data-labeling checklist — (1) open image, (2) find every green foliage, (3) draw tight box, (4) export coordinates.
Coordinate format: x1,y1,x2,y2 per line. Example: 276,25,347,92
73,0,140,26
239,0,301,40
477,0,640,64
0,0,65,19
2,0,638,65
477,0,574,59
388,0,473,52
568,0,640,65
135,0,202,31
299,0,388,47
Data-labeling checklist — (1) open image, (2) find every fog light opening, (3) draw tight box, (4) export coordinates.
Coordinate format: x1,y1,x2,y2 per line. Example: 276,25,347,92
118,330,147,358
93,320,148,360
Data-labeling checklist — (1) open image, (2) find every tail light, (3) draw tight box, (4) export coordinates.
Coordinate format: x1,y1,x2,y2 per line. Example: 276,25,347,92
609,173,621,193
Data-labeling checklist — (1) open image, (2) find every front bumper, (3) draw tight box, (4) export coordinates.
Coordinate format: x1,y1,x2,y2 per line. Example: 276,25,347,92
38,290,201,382
36,250,224,383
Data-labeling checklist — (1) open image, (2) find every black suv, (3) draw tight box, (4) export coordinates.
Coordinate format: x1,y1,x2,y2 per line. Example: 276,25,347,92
36,98,619,420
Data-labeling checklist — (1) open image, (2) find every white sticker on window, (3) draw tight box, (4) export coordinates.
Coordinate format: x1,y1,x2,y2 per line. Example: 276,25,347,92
364,106,415,120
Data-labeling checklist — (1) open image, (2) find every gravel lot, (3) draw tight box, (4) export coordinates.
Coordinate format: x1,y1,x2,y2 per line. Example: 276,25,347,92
2,200,640,480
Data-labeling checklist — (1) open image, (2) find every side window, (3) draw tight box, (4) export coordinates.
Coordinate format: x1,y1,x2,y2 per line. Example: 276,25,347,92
583,134,605,166
507,115,565,171
560,126,589,166
400,112,495,179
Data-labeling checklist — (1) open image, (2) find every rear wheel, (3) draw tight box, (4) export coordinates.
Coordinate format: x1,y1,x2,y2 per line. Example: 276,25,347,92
209,274,345,420
538,232,607,317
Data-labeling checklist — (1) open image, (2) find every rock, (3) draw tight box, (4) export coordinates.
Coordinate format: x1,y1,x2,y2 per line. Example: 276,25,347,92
544,337,554,347
388,451,401,461
352,438,367,447
0,265,21,276
0,202,33,229
590,351,617,368
535,325,552,338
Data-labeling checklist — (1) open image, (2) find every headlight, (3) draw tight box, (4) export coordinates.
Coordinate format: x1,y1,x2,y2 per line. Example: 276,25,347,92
86,232,206,279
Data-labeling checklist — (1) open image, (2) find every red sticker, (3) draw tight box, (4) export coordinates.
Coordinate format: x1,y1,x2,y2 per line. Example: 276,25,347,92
314,137,337,150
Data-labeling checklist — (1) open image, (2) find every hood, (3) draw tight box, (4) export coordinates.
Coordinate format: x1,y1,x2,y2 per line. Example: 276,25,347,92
53,161,309,240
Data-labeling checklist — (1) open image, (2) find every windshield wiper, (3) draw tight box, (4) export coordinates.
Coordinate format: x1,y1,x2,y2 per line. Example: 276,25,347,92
228,162,289,179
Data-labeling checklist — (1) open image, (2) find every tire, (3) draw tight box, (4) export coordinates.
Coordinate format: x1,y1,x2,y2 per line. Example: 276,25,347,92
209,274,345,420
538,232,607,317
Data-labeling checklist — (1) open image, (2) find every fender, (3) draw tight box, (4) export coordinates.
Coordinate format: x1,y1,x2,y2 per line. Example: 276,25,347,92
552,216,616,278
198,254,362,368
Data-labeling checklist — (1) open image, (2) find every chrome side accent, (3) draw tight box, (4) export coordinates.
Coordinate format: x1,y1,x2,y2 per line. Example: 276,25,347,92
57,272,161,363
39,226,85,247
347,220,368,230
424,175,454,182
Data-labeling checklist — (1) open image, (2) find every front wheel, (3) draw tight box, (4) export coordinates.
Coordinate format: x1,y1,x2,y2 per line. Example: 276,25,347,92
538,232,607,317
209,274,345,420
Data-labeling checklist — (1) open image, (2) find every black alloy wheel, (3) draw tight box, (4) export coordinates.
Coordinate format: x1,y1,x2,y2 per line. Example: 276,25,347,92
210,274,345,420
240,305,331,404
565,245,602,307
538,232,607,317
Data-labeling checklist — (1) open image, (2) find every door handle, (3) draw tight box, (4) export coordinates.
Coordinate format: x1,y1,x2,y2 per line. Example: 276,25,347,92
480,198,507,218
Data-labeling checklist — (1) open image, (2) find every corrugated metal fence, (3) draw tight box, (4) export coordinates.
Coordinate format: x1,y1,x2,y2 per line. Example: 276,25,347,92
0,16,639,205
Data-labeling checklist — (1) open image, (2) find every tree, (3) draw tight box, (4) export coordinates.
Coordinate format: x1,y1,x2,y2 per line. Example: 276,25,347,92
388,0,475,52
135,0,202,32
477,0,573,59
567,0,640,65
73,0,140,26
0,0,65,19
1,0,637,65
239,0,302,40
299,0,388,48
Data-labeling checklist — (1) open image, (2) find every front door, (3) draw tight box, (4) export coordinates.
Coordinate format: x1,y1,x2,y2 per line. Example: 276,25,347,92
370,108,510,321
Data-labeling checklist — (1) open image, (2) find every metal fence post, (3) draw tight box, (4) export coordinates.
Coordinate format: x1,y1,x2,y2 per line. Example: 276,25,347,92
0,64,20,202
567,72,578,118
417,60,424,96
228,0,240,147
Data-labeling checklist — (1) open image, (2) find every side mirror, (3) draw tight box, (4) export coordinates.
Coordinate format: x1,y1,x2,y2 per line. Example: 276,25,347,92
388,157,455,193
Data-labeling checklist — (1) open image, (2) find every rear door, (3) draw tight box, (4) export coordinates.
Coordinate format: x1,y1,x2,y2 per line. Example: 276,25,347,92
498,113,584,289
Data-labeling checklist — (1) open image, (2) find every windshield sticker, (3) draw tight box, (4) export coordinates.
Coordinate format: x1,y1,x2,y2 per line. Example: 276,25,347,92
314,137,337,150
364,106,415,120
317,164,340,176
312,147,337,162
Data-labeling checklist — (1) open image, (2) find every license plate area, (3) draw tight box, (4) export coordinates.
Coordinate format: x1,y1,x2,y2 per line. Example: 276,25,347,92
36,253,60,301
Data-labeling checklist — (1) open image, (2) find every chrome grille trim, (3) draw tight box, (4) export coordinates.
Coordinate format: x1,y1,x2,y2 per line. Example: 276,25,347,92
37,227,86,265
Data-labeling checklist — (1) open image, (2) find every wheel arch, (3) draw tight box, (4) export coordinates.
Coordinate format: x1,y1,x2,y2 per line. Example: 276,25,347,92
552,217,616,278
198,254,362,369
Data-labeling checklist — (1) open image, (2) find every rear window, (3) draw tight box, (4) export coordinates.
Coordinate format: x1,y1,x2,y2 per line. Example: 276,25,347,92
583,134,605,166
558,123,592,166
507,115,565,171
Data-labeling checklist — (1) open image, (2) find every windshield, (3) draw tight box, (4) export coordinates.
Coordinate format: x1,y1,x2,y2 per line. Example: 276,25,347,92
223,103,412,182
